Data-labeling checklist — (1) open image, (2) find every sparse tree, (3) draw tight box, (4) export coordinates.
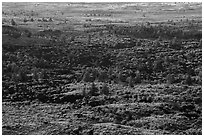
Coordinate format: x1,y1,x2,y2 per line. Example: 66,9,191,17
88,34,91,44
126,76,134,87
198,39,202,47
154,39,161,47
185,75,193,85
82,84,87,97
135,70,141,84
11,19,16,26
166,74,174,84
49,17,53,22
30,18,34,22
23,18,27,23
32,68,39,81
107,67,114,81
82,70,91,82
169,37,182,49
9,62,18,73
18,67,28,82
117,71,123,83
70,35,75,42
100,83,109,95
98,70,108,82
39,69,48,80
136,39,141,46
89,82,98,96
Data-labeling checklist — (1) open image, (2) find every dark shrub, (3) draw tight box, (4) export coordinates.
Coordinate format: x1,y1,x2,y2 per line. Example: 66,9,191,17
98,70,108,82
100,83,109,95
135,70,141,84
185,75,193,85
166,74,174,84
126,76,134,87
82,70,91,82
11,19,16,26
89,82,99,96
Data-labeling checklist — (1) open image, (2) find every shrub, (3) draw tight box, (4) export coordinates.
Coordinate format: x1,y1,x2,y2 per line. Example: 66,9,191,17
198,71,202,84
12,73,19,82
39,69,48,80
70,35,75,42
107,67,114,79
166,74,174,84
126,76,134,87
82,70,91,82
136,39,141,46
185,75,193,85
8,62,18,73
89,82,98,96
117,71,123,83
32,68,39,81
154,39,161,47
100,83,109,95
11,19,16,26
12,67,28,82
98,70,108,82
91,68,99,81
18,67,28,82
82,86,87,97
169,37,182,49
30,18,34,22
23,18,28,23
135,70,141,84
88,96,104,107
198,39,202,47
88,34,91,44
24,30,32,37
153,60,163,72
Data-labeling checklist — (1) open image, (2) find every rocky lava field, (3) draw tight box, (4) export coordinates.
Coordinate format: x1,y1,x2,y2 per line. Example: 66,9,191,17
2,2,202,135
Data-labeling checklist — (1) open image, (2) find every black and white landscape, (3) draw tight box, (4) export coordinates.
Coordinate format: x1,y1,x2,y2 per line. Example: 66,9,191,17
2,2,202,135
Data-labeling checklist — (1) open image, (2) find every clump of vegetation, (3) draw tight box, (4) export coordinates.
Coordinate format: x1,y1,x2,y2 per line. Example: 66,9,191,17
89,82,99,96
82,69,92,82
135,70,141,84
126,76,134,87
32,68,39,81
82,85,87,97
12,67,28,82
153,39,161,47
198,39,202,47
11,19,16,26
98,70,108,82
23,18,28,23
30,18,34,22
100,83,109,95
185,75,193,85
169,37,182,49
136,39,141,46
166,74,175,84
117,71,124,83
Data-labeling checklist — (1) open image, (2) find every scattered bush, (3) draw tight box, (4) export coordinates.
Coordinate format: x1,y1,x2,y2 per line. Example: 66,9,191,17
169,37,182,49
30,18,34,22
100,83,109,95
136,39,141,46
98,70,108,82
82,70,91,82
89,82,99,96
23,18,28,23
185,75,193,85
166,74,175,84
135,70,141,84
11,19,16,26
126,76,134,87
